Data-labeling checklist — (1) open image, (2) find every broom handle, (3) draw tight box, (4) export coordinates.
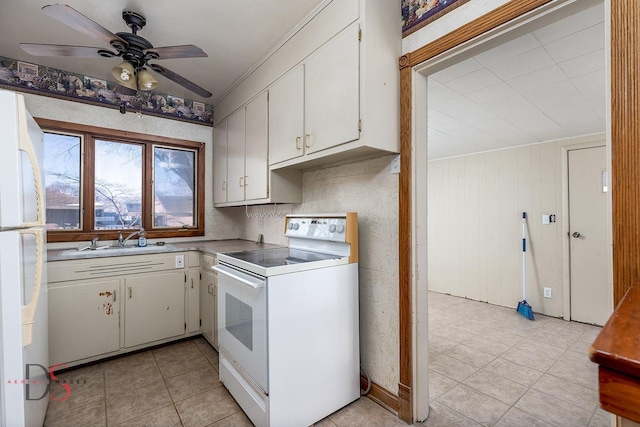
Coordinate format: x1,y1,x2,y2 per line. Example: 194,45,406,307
522,212,527,300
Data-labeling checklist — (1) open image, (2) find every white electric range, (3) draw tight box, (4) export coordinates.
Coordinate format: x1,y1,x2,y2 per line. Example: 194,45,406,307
214,213,360,427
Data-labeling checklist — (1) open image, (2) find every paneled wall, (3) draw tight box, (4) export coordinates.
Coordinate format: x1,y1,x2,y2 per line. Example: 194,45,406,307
427,134,605,317
238,154,400,393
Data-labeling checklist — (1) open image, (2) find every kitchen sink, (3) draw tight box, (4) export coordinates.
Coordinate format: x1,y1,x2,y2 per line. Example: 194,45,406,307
58,244,176,259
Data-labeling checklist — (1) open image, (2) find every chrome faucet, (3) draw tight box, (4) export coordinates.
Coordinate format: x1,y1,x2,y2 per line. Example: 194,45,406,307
90,237,99,250
118,229,142,247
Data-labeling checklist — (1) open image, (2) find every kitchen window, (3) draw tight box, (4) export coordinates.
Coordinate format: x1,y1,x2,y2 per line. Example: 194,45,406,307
38,119,205,243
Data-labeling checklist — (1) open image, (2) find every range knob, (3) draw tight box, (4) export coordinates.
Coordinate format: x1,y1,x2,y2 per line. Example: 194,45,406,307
293,223,300,230
329,224,337,232
337,224,345,233
287,222,294,230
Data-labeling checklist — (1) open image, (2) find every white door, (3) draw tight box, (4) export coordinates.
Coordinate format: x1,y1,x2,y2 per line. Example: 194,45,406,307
568,146,610,325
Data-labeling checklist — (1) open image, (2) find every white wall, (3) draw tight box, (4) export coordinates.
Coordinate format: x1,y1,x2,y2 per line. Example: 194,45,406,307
237,154,400,393
427,134,605,317
22,93,241,245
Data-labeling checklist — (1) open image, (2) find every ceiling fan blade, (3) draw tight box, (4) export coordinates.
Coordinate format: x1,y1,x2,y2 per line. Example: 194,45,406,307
145,45,208,60
148,64,212,98
42,4,128,52
20,43,117,58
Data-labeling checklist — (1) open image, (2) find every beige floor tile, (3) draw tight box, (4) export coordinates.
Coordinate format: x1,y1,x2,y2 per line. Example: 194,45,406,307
428,370,458,401
46,365,105,417
154,341,212,379
494,407,555,427
532,373,599,411
547,358,599,391
209,410,255,427
482,358,543,387
463,335,513,357
111,404,181,427
105,359,163,395
429,354,478,382
420,401,482,426
175,386,241,427
514,389,592,426
193,337,219,369
106,380,172,425
463,370,527,406
447,344,495,368
329,397,402,426
165,365,220,402
589,407,614,427
43,399,106,427
437,384,509,426
500,346,557,372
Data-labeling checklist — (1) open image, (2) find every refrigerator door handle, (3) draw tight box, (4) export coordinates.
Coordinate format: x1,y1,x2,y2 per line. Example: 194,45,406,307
20,228,43,346
17,97,45,228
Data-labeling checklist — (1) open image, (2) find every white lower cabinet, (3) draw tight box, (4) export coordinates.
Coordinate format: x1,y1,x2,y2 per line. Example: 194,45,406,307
48,279,120,366
48,251,201,367
200,254,218,349
124,271,186,348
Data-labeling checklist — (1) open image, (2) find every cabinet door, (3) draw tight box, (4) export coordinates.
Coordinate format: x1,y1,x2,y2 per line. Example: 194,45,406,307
124,272,185,348
245,92,269,200
187,268,200,334
227,108,246,203
213,121,228,204
305,24,360,154
268,66,305,165
48,279,120,365
200,269,216,345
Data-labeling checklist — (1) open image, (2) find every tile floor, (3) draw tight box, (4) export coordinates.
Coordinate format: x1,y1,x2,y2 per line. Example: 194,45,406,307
43,291,611,426
423,291,610,427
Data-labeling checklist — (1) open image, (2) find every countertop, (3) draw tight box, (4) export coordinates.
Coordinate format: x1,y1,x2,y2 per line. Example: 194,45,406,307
47,239,281,261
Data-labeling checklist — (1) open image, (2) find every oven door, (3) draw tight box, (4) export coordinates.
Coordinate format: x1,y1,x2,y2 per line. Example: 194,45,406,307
214,263,268,392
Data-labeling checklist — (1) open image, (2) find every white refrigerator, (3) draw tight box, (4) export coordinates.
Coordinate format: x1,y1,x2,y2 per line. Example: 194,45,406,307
0,90,49,427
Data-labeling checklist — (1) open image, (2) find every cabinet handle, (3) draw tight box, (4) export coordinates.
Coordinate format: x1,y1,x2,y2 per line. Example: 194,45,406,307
304,134,310,149
113,290,116,302
190,278,194,289
208,283,212,294
239,176,244,187
244,175,248,186
222,181,226,190
296,136,302,150
128,286,132,299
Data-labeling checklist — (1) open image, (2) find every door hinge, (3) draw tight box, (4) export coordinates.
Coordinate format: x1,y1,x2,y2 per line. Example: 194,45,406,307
184,322,187,331
199,272,202,280
200,319,202,327
358,29,362,41
358,119,362,132
184,274,187,283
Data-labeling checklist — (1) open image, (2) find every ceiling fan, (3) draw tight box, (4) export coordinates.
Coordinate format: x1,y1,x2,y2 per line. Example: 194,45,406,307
20,4,212,98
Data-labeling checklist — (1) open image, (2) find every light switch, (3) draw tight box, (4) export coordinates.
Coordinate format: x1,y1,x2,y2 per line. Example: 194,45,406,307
542,215,550,225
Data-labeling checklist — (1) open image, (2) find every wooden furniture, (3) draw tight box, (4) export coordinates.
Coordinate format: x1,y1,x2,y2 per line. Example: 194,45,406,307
590,282,640,423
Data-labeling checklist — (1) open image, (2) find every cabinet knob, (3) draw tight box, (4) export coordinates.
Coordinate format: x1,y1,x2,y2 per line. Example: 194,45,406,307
222,181,226,190
296,136,302,150
304,134,311,149
239,176,244,187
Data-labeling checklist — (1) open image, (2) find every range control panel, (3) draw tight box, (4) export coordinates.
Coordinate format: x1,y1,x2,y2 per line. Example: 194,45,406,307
285,215,348,242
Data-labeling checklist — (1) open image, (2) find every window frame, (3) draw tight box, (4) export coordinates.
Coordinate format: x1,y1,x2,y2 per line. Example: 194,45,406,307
37,118,205,243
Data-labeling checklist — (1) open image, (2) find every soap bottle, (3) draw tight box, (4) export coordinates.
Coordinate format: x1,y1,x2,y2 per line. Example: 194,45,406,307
138,228,147,247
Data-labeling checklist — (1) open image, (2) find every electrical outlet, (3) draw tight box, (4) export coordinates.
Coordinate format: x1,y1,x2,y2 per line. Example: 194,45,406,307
390,155,400,174
544,287,552,298
175,255,185,269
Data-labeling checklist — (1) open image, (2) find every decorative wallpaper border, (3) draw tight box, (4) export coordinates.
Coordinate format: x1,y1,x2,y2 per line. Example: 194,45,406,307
0,56,213,126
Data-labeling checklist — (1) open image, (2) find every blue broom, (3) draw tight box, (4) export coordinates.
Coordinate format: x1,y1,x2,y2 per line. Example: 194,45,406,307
516,212,534,320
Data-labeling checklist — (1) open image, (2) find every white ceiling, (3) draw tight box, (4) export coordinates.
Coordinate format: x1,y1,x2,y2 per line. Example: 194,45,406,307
0,0,326,104
427,0,605,160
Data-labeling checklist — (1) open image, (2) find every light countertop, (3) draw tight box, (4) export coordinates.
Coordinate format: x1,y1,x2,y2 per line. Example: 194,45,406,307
47,239,281,261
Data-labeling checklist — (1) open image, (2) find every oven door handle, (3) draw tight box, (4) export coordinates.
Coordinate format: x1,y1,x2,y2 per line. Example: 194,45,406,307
213,265,265,289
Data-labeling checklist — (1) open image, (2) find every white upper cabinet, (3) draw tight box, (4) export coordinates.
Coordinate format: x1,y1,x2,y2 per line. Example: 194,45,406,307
227,107,247,203
268,66,304,164
212,121,228,204
244,92,269,201
269,25,360,165
304,24,360,155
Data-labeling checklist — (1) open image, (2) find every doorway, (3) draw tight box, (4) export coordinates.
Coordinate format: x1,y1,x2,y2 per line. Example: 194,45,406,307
568,146,610,325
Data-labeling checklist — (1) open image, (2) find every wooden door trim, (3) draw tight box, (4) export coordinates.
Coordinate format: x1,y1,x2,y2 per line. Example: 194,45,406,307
396,0,637,422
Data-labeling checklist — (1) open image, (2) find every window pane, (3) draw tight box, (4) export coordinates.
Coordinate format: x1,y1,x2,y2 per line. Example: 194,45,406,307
94,140,142,229
153,146,195,227
43,132,81,230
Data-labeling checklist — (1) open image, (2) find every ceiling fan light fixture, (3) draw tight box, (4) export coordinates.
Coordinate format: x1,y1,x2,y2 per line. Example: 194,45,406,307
137,68,158,91
112,61,135,83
